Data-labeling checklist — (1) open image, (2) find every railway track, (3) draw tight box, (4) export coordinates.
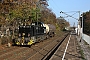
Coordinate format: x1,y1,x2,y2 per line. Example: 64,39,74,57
41,33,69,60
0,33,81,60
50,34,82,60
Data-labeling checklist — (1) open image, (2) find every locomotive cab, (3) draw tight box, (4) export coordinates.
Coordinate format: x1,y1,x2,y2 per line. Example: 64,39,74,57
14,22,46,45
15,25,34,45
13,22,55,46
31,22,46,42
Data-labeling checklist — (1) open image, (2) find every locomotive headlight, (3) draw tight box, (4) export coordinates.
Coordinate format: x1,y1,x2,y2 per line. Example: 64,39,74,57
23,33,25,35
19,34,21,37
28,34,30,37
36,27,38,29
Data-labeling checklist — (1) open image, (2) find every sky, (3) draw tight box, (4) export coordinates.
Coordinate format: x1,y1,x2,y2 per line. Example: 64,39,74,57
48,0,90,26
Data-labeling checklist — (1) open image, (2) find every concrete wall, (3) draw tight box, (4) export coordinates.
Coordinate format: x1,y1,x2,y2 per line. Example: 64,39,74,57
82,34,90,45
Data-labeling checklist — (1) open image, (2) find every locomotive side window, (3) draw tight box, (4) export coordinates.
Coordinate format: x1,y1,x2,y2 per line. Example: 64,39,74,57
19,26,24,33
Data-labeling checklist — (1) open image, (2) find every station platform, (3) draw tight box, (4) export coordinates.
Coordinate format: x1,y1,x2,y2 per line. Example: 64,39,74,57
50,35,85,60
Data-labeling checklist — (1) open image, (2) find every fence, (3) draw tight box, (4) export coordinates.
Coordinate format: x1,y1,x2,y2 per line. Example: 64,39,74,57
82,33,90,45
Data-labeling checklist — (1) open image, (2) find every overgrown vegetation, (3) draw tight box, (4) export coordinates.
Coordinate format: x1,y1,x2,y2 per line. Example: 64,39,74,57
81,10,90,35
78,45,86,60
0,0,69,45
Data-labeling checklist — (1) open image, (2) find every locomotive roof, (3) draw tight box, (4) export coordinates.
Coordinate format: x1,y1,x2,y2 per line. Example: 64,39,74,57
31,22,44,25
19,25,31,28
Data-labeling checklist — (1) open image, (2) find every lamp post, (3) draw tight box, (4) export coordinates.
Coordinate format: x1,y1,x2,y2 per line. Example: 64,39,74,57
80,14,83,42
81,14,83,41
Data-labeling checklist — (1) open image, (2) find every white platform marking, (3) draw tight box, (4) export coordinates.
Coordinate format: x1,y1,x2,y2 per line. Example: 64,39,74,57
62,35,71,60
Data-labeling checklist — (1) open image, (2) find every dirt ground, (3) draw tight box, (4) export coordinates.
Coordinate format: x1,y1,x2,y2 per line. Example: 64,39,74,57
77,36,90,60
0,35,90,60
0,45,5,50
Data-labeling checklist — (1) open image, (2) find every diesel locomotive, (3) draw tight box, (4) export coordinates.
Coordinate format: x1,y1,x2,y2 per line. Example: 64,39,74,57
13,22,56,45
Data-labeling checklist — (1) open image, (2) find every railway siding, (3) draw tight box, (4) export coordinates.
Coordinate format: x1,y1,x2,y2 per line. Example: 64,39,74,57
50,35,82,60
0,34,65,60
27,36,65,60
0,33,84,60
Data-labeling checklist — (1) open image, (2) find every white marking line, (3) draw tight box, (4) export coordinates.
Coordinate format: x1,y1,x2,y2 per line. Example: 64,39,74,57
62,35,71,60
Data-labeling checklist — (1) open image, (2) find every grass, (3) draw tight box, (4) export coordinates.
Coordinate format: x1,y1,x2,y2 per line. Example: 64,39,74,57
78,45,87,60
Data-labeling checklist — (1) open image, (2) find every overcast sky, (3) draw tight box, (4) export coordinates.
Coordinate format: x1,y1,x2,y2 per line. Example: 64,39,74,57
48,0,90,26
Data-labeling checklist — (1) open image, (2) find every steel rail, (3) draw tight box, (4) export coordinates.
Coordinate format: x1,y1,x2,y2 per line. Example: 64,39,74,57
41,33,69,60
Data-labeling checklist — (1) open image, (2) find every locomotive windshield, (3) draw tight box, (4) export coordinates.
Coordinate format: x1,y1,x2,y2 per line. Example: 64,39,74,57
18,26,31,37
19,26,31,33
